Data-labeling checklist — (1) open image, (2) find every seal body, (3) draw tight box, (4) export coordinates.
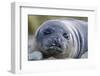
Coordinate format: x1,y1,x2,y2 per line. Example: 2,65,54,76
29,19,88,60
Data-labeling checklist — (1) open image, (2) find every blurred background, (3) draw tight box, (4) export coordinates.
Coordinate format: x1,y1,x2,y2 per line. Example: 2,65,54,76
28,15,88,35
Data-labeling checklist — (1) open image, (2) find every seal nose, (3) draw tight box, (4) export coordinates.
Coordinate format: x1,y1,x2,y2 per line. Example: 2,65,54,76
51,37,61,48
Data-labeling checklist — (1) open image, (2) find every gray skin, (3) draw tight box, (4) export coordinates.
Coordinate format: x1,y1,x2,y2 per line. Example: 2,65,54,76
29,19,88,60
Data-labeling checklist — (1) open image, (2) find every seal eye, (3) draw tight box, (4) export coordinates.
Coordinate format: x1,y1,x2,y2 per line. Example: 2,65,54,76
43,29,52,35
63,33,70,40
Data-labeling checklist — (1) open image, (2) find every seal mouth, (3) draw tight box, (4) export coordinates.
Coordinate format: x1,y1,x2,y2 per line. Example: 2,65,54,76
46,46,63,55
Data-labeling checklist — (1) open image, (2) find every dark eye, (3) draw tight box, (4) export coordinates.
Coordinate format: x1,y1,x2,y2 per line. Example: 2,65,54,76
63,33,70,40
43,29,52,35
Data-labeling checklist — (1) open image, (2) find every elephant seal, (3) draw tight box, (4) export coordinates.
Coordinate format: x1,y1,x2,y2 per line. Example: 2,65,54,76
28,19,88,60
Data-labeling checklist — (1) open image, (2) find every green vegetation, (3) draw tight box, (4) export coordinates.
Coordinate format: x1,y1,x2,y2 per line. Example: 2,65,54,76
28,15,88,35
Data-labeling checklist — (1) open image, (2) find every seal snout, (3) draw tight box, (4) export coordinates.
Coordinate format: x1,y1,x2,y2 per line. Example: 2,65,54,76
46,37,63,54
51,38,61,48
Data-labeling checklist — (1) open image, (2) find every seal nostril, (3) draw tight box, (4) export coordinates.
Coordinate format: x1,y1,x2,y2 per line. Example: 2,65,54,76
52,40,58,46
58,44,61,48
50,42,61,48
